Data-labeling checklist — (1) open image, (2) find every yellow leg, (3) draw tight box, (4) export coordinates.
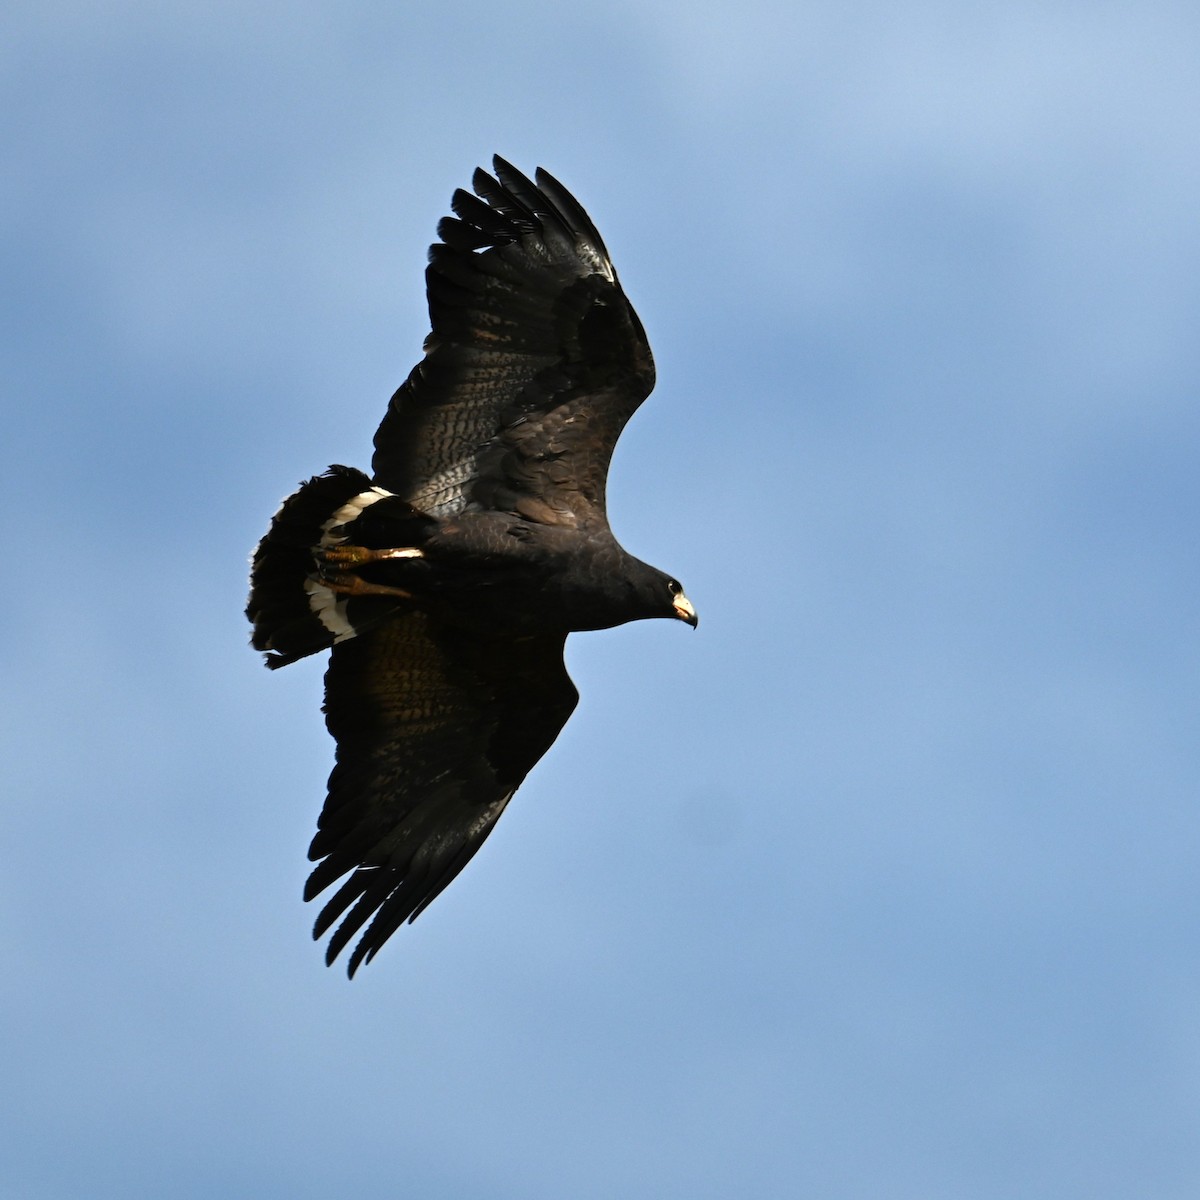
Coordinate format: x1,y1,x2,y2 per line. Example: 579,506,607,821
313,570,413,600
318,544,424,568
312,543,423,599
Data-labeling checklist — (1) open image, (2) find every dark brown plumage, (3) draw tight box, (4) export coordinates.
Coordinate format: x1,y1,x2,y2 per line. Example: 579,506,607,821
247,157,695,974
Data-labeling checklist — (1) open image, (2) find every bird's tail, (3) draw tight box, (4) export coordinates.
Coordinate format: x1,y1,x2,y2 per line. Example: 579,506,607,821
247,465,422,669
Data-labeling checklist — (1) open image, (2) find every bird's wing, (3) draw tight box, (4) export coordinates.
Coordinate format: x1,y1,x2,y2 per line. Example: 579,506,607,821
305,610,578,975
371,156,655,529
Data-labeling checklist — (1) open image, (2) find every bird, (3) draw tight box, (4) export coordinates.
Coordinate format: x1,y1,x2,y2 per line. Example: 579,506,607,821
247,156,696,975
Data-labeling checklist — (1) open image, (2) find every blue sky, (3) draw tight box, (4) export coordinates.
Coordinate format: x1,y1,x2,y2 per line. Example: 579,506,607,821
4,2,1199,1196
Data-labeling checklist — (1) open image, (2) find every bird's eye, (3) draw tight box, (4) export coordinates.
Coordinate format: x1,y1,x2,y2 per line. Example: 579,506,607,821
668,579,681,595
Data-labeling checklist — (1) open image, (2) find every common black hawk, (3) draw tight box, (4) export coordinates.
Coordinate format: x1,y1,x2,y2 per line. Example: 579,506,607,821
247,157,696,975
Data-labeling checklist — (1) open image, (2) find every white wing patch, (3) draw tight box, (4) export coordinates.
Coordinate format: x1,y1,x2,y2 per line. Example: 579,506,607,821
306,486,396,641
321,487,394,544
306,578,356,641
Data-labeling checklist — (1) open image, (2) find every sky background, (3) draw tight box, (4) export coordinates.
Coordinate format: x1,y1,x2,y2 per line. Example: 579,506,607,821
4,1,1199,1196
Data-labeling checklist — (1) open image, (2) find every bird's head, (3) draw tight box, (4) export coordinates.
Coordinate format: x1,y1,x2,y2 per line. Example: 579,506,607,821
664,576,698,628
573,555,697,631
628,567,696,628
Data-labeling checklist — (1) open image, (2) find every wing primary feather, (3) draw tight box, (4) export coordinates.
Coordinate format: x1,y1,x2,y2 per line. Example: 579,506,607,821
491,156,553,220
534,166,613,266
450,186,528,241
324,889,387,966
435,214,490,252
346,790,515,972
470,166,534,222
490,156,580,261
304,856,347,905
312,868,378,940
345,880,430,975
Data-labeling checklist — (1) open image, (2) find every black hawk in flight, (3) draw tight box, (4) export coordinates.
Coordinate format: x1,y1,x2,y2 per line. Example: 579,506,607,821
247,157,696,975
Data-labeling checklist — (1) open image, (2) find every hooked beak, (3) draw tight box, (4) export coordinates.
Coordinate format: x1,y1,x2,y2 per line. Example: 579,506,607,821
672,591,698,628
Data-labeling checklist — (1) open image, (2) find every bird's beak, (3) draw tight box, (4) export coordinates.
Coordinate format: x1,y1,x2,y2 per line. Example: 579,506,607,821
673,592,698,628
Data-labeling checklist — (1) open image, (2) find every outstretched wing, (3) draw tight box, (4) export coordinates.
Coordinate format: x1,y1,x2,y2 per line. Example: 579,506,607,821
305,611,578,975
372,156,655,529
